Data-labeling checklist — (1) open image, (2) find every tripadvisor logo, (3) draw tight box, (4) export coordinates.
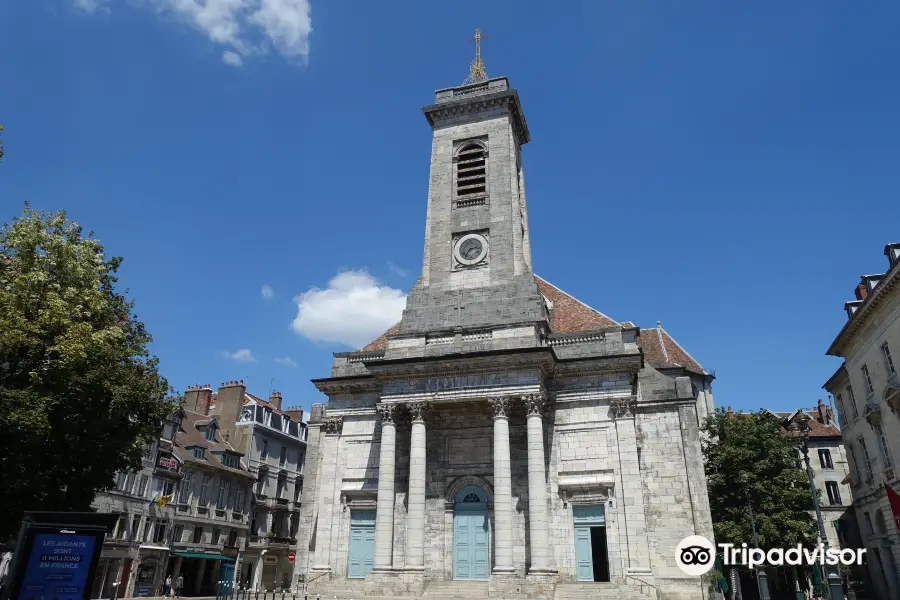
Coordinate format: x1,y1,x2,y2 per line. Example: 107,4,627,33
675,535,867,576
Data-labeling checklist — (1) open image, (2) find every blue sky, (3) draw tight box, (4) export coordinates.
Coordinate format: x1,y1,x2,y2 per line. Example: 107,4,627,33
2,1,899,416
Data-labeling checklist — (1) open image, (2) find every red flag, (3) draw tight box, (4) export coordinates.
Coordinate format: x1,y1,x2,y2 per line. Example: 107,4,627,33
885,481,900,530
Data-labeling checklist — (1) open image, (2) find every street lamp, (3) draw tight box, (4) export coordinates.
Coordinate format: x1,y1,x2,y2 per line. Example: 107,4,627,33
743,479,771,600
794,413,845,600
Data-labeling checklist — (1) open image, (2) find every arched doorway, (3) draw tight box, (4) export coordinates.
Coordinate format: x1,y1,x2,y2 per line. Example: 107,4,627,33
453,484,489,580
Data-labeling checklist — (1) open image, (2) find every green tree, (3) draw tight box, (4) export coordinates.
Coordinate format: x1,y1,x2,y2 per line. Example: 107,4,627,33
0,204,175,541
702,408,818,550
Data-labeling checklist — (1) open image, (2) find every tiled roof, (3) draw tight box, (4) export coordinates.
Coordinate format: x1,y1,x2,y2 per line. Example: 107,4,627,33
776,410,842,439
639,325,707,375
173,410,254,477
244,391,288,417
358,275,706,375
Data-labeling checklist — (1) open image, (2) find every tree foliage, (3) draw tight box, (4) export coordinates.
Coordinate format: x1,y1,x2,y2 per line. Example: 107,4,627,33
0,204,174,541
702,408,818,551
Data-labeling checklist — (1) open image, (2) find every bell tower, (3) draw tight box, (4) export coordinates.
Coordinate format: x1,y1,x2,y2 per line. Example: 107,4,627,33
398,32,547,337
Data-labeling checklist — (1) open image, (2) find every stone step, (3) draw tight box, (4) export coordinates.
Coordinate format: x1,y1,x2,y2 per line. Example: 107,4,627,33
422,581,489,599
553,583,654,600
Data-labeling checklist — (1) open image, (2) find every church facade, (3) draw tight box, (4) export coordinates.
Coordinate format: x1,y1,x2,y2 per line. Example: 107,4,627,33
296,73,717,600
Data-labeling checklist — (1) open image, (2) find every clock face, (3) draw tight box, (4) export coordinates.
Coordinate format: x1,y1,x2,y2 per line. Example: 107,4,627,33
454,233,488,266
459,238,483,260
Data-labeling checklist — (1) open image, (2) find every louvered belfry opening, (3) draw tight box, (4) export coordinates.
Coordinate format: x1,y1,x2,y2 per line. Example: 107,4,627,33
456,142,487,199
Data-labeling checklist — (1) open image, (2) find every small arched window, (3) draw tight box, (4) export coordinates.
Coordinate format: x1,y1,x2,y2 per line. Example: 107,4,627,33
456,142,487,199
462,493,481,503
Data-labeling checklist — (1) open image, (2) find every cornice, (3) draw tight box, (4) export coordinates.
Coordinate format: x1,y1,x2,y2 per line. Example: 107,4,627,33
828,260,900,356
310,374,381,395
422,89,530,145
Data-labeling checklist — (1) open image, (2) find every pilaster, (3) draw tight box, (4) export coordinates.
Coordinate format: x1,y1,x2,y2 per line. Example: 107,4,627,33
611,397,653,578
311,416,343,573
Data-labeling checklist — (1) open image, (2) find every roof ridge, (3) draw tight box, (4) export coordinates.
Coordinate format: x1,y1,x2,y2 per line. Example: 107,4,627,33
534,275,620,327
658,324,707,374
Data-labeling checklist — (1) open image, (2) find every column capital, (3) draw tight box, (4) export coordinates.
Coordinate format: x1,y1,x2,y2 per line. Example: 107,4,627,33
407,401,431,423
611,397,637,419
524,392,550,418
322,416,343,434
376,403,399,424
490,396,513,419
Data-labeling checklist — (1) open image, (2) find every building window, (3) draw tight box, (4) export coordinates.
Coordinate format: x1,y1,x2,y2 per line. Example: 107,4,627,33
456,141,487,199
835,393,846,426
276,477,285,499
221,453,239,469
205,426,216,442
192,526,203,544
256,470,267,496
192,447,205,460
279,446,287,467
260,439,268,460
152,520,168,544
160,479,176,497
216,481,229,509
875,423,893,467
233,486,245,512
137,475,149,498
883,343,896,376
859,439,873,481
847,386,859,419
131,515,142,540
141,518,151,542
293,481,301,503
125,473,136,495
862,365,874,395
864,512,874,536
818,449,834,470
825,481,842,505
178,472,192,504
199,475,211,505
172,524,184,543
227,530,237,547
212,528,221,546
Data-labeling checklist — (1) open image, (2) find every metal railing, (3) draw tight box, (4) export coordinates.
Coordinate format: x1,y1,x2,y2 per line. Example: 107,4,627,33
216,584,323,600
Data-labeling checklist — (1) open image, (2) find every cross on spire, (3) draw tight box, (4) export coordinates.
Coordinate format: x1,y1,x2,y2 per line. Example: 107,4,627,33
463,28,488,85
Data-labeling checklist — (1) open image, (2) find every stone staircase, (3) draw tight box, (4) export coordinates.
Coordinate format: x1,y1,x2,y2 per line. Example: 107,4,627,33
421,581,490,599
553,583,655,600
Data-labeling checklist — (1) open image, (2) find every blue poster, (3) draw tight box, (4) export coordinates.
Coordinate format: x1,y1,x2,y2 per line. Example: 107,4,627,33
18,533,97,600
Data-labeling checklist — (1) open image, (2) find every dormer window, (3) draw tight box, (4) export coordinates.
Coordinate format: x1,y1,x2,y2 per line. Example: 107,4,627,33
455,141,487,206
204,426,216,442
221,453,240,469
192,447,205,460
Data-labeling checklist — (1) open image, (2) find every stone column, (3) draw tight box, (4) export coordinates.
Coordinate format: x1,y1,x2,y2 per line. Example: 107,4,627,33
525,393,555,574
612,397,652,576
491,397,515,573
312,416,343,571
406,402,430,569
252,559,263,591
373,404,398,571
195,559,207,595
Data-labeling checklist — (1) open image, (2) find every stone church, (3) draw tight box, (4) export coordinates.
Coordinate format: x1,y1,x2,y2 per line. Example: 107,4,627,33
296,63,717,600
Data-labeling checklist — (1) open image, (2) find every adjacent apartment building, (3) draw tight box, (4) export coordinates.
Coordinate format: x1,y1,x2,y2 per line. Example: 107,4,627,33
185,381,308,592
825,242,900,600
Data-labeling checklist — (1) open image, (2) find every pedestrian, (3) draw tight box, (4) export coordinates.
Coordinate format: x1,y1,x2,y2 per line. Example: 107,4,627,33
164,575,172,597
174,574,184,599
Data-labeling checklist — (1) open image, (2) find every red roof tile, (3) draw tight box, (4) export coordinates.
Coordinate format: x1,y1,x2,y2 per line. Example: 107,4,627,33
776,410,842,438
357,276,706,376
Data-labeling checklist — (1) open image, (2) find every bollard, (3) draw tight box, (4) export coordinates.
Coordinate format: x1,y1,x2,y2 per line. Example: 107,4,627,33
256,589,260,600
282,590,286,600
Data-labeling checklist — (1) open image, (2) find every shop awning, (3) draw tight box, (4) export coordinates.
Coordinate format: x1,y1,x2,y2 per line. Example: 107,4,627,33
172,552,234,561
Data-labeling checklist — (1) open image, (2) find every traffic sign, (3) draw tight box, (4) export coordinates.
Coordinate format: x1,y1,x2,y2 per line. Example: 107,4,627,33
287,551,296,562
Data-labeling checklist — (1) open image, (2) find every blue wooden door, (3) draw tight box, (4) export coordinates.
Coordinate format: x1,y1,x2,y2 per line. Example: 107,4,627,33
573,506,605,582
348,510,376,578
574,526,593,581
453,485,489,580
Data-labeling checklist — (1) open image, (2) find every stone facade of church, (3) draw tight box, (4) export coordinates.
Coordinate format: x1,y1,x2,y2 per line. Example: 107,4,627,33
296,74,717,600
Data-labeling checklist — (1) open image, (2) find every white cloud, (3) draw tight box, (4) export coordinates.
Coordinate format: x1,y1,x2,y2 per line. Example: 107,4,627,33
291,270,407,348
273,356,297,368
222,50,244,66
221,348,256,362
387,260,409,278
261,284,274,299
74,0,312,65
74,0,110,12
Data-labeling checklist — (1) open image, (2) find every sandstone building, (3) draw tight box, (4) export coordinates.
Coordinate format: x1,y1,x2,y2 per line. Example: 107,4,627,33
298,70,717,600
825,242,900,600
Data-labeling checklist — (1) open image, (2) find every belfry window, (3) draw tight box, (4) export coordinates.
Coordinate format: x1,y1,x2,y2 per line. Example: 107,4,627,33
456,142,487,200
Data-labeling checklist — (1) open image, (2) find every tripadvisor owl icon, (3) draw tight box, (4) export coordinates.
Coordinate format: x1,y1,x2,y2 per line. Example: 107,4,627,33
676,535,715,576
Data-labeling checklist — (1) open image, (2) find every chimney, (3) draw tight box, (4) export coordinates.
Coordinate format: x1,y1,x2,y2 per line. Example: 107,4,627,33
817,399,827,424
855,281,868,301
183,383,214,415
727,406,734,418
269,391,283,411
285,406,304,424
